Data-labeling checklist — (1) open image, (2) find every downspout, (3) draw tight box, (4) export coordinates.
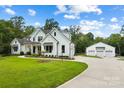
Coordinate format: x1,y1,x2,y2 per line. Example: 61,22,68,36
56,42,59,57
69,42,71,59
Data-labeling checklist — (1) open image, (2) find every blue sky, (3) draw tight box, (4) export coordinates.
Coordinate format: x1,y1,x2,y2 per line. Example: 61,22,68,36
0,5,124,37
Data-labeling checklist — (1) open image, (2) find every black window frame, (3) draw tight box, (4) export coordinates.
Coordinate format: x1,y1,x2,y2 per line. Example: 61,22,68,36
62,45,65,53
45,46,53,53
38,36,43,41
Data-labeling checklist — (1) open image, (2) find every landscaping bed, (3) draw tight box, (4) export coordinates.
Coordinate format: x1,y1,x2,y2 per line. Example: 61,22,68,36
0,56,88,88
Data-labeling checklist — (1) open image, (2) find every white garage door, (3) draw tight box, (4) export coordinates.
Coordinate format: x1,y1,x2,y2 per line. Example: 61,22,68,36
96,51,104,57
105,50,113,57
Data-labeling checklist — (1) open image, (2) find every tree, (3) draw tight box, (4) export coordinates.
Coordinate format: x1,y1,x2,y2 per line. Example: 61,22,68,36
43,18,60,31
86,32,94,40
120,25,124,37
10,16,25,31
0,19,15,54
108,34,121,55
10,16,25,38
68,25,81,42
23,25,35,37
94,37,104,43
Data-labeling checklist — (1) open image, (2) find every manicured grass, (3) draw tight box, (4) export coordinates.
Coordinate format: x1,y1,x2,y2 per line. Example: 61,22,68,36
0,56,88,88
76,53,102,59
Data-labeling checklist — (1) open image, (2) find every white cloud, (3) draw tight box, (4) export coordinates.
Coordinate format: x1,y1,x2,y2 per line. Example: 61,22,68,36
79,20,106,37
110,17,118,22
28,9,36,16
68,5,102,15
109,23,121,31
60,26,69,30
54,5,67,15
64,14,79,19
95,31,104,37
80,20,105,31
34,22,41,27
55,5,102,19
5,8,15,15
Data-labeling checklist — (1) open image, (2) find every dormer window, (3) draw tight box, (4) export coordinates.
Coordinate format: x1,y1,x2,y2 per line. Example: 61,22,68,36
38,36,43,41
33,37,35,41
54,32,56,36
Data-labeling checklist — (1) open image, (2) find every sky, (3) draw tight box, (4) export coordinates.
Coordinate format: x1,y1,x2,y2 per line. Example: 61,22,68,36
0,5,124,37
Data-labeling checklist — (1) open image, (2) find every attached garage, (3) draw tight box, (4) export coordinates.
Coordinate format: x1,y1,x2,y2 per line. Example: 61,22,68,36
86,42,115,57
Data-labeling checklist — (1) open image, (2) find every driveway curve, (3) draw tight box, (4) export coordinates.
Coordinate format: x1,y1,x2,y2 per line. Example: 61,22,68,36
58,56,124,88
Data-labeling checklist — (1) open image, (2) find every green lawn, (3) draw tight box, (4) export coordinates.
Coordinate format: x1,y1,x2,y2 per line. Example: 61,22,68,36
0,56,88,88
76,53,102,59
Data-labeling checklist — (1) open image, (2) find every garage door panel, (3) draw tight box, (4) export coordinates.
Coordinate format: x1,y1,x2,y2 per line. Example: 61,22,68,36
96,51,104,57
105,50,113,57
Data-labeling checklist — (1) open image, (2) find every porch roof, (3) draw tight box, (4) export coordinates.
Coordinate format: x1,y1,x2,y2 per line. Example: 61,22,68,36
43,42,53,46
16,38,40,45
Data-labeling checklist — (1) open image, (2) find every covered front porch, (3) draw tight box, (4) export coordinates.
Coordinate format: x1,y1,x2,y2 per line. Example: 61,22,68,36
30,44,41,54
24,42,41,55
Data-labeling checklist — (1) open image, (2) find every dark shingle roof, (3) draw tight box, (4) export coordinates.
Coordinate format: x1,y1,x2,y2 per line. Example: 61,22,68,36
17,38,40,45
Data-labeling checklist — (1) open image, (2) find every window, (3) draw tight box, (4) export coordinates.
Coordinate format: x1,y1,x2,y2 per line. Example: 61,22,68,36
54,32,56,36
38,46,41,51
96,47,105,50
13,46,18,52
38,36,43,41
62,45,65,53
33,37,35,41
44,46,53,53
15,41,17,44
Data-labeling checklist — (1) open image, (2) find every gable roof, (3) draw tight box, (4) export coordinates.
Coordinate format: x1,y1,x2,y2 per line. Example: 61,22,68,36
41,33,59,43
49,28,71,42
87,42,115,49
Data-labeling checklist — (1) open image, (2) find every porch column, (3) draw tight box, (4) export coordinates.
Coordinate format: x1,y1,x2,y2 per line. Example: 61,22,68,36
31,44,33,54
36,45,38,54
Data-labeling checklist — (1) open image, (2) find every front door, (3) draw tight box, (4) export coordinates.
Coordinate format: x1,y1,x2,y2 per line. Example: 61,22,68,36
33,46,36,54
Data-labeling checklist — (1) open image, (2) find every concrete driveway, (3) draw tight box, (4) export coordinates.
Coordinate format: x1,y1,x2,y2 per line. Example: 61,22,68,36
58,56,124,88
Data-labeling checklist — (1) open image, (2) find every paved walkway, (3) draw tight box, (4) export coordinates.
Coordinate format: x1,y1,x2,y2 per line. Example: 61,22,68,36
58,56,124,88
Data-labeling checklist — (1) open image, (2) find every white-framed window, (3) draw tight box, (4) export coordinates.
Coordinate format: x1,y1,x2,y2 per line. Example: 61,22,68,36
13,46,18,52
33,37,35,41
38,36,43,41
44,46,53,53
54,32,56,36
15,41,17,44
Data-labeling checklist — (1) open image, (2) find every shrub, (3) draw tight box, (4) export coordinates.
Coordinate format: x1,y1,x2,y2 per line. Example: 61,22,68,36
59,56,69,59
20,51,24,55
31,54,39,57
26,51,31,55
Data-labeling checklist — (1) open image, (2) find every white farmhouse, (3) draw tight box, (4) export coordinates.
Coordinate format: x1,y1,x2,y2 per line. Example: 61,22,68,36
10,28,75,59
86,42,115,57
